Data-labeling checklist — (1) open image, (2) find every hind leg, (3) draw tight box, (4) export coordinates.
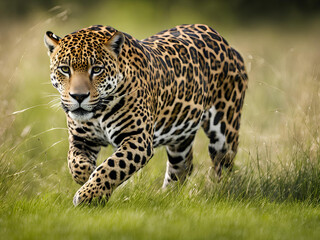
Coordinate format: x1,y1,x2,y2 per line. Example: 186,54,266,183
202,107,239,177
162,135,195,188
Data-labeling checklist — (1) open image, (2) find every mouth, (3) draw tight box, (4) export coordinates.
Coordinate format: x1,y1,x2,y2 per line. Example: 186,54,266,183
68,108,94,122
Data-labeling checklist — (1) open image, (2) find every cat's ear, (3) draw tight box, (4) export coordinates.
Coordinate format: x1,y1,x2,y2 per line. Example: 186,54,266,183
105,31,124,58
44,31,61,56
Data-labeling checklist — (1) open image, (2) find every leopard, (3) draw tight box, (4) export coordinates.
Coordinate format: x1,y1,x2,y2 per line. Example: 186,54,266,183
44,24,248,206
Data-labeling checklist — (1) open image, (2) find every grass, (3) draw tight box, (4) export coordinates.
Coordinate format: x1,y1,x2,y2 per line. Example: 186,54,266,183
1,159,320,240
2,194,320,240
1,3,320,239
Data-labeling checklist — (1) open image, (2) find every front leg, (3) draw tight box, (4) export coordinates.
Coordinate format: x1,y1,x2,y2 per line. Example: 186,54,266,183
68,133,101,185
73,134,154,206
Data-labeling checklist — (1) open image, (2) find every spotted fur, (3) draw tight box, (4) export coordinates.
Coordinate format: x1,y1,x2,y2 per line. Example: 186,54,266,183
44,24,248,206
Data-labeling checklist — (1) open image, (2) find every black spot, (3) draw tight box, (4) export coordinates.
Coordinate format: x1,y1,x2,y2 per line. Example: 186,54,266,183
189,47,198,64
89,26,102,31
209,132,218,144
109,170,117,180
170,173,178,181
212,41,220,55
120,171,126,181
96,178,101,183
225,88,232,101
232,91,237,102
220,52,225,62
217,89,222,98
147,143,152,156
141,156,147,165
214,111,224,125
178,81,185,99
134,154,141,163
238,79,244,92
227,133,235,143
105,181,110,190
220,43,226,52
95,166,102,171
220,122,226,134
198,25,207,31
129,164,136,175
193,38,205,48
116,152,124,158
172,58,181,77
170,30,180,37
127,152,133,160
75,128,86,134
165,55,173,68
129,142,137,149
227,106,234,124
235,118,240,131
208,32,221,41
222,37,229,46
108,159,115,167
119,160,126,169
168,155,183,164
209,146,217,156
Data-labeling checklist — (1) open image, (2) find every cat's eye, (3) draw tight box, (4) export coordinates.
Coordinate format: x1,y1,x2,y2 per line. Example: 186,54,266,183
91,66,103,75
59,66,70,75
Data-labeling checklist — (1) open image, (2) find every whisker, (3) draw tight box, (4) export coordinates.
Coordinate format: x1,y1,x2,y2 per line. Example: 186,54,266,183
48,98,60,104
49,101,61,109
42,94,60,98
12,104,48,115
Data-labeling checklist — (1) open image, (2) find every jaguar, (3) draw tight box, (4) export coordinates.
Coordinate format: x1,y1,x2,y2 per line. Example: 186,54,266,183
44,24,248,206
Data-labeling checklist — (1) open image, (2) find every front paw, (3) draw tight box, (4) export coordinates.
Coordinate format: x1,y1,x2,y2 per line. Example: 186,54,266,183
73,182,110,206
73,189,84,206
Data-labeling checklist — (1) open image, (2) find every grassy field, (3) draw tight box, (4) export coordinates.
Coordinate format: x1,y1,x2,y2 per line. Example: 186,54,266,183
1,4,320,239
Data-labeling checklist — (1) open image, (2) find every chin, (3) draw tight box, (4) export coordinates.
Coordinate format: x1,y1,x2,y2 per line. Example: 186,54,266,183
68,109,94,122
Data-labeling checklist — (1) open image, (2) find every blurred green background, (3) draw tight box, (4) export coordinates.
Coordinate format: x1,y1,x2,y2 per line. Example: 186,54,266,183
1,1,320,239
1,0,320,24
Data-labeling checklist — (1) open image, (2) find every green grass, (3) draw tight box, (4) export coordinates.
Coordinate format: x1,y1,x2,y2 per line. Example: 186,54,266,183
1,3,320,239
1,142,320,240
1,155,320,240
1,193,320,240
